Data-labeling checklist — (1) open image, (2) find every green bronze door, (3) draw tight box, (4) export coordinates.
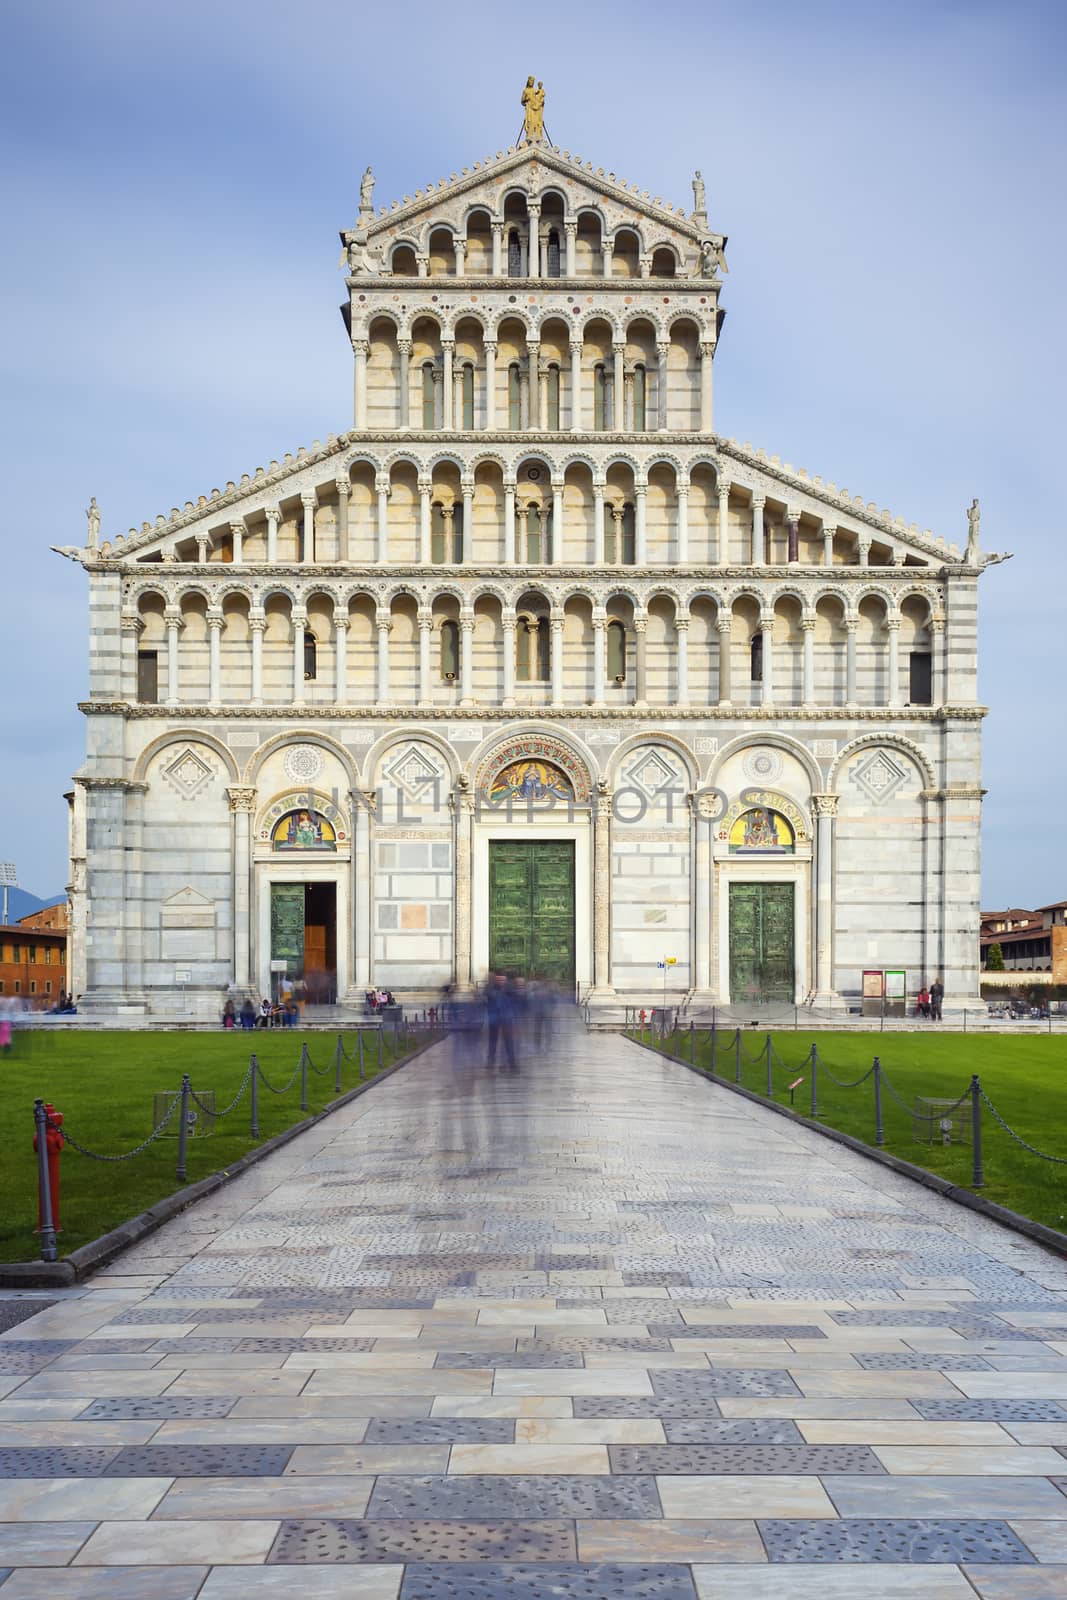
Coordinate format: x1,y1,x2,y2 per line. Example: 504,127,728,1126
489,841,575,986
270,883,305,983
729,882,794,1002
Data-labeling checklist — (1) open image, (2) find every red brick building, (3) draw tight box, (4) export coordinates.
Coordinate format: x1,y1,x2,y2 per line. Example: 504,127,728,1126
0,905,69,1007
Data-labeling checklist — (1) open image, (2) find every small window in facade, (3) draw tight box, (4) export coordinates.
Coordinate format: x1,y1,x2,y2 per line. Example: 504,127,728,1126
750,631,763,683
303,631,318,681
593,364,606,431
30,980,37,995
633,364,646,431
607,620,627,682
12,944,21,962
461,364,475,430
516,616,550,682
421,363,436,430
508,363,521,430
909,650,933,705
29,946,36,964
0,981,4,994
621,504,635,565
137,650,158,704
546,230,561,277
14,980,20,995
546,364,560,429
440,619,459,681
507,228,522,276
526,505,542,564
46,981,52,995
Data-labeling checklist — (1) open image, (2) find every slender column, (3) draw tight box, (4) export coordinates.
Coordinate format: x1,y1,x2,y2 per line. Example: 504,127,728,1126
227,787,257,988
801,617,816,707
196,534,209,563
716,480,730,564
887,616,901,707
569,340,582,431
593,484,606,565
592,795,613,993
352,338,369,430
334,477,351,562
640,253,652,280
334,612,349,706
352,789,371,989
700,341,714,431
812,794,838,997
517,505,529,565
858,538,871,567
612,343,625,428
229,520,244,564
592,615,606,704
454,236,466,277
432,366,443,428
623,371,634,432
717,616,732,707
452,793,474,989
483,340,497,429
634,617,648,706
760,617,775,707
459,614,475,705
845,617,858,706
610,509,623,566
528,205,541,276
301,492,316,565
265,506,279,563
634,484,648,565
501,613,516,705
676,484,689,564
207,606,223,707
751,494,766,566
564,220,577,277
822,520,835,566
693,804,712,994
676,617,690,705
526,341,540,431
119,613,142,700
786,509,800,564
602,237,614,278
164,606,182,706
375,475,390,563
656,341,669,430
441,507,455,566
931,615,946,705
519,367,530,430
416,252,429,278
417,611,432,705
291,606,307,704
454,363,465,430
249,611,265,705
491,222,504,276
397,339,411,429
551,481,564,564
538,359,550,430
504,481,517,565
461,480,473,564
418,478,432,564
441,341,454,430
550,614,564,705
376,615,392,704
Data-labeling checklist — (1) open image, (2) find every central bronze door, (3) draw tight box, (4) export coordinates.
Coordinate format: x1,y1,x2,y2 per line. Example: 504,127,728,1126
729,882,795,1002
488,840,575,986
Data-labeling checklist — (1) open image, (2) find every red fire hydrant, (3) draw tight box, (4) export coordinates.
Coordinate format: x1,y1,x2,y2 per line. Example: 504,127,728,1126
640,1009,647,1027
33,1103,63,1234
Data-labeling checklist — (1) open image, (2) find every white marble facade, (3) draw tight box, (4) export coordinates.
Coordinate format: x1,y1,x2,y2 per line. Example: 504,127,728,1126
62,132,995,1016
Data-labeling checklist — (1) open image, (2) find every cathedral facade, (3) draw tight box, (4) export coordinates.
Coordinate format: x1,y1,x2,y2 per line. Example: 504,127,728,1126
63,112,995,1017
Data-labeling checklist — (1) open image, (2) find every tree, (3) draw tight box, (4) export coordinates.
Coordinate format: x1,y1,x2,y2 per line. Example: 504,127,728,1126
986,942,1005,971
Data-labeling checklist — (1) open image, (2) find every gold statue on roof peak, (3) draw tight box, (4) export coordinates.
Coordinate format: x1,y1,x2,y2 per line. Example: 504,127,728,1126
521,76,545,143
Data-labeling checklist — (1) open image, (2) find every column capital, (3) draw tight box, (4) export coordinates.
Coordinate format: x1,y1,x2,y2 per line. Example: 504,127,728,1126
759,616,774,634
656,339,670,357
440,336,454,352
483,337,497,354
800,615,816,632
416,608,433,629
290,604,308,626
716,615,732,635
634,482,647,499
633,617,648,634
930,614,946,633
333,607,350,630
417,475,433,495
718,480,732,500
351,337,370,357
503,475,517,492
163,605,184,629
525,336,541,353
227,785,258,814
592,611,607,629
701,340,716,358
811,793,840,818
459,613,475,632
676,482,690,500
375,613,393,633
119,612,144,635
206,606,224,629
886,615,901,631
264,504,281,524
300,490,317,508
501,613,517,632
674,616,690,634
396,337,412,355
612,340,625,356
786,506,802,523
375,472,391,494
820,518,836,532
564,219,578,236
229,517,246,535
844,616,859,633
334,475,351,496
460,475,475,494
491,219,505,233
249,610,267,633
751,492,766,510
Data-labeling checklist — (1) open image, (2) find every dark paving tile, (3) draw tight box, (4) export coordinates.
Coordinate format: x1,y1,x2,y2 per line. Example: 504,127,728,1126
0,1339,78,1355
516,1338,675,1355
609,1443,883,1475
649,1323,826,1340
0,1352,64,1376
911,1399,1067,1422
77,1395,238,1420
398,1563,696,1599
855,1351,994,1371
73,1338,158,1354
270,1518,576,1562
0,1446,118,1477
368,1475,662,1520
104,1443,293,1477
759,1517,1036,1562
148,1337,242,1354
434,1351,584,1369
0,1301,58,1333
622,1273,692,1287
650,1368,801,1398
573,1398,723,1420
366,1420,513,1444
662,1418,803,1444
237,1337,378,1353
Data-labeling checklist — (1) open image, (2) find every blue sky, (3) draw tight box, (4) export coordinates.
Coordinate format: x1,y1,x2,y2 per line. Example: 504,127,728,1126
1,0,1063,907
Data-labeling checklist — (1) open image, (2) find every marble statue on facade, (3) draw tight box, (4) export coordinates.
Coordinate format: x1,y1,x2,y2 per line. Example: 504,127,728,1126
359,166,375,216
521,77,545,142
692,170,706,217
966,497,981,562
85,497,100,548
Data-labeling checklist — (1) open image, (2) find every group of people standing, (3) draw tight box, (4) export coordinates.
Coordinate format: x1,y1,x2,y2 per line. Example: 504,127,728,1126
916,978,944,1020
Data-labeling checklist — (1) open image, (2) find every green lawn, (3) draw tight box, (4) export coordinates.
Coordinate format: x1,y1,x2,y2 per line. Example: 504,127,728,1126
632,1026,1067,1234
1,1025,423,1263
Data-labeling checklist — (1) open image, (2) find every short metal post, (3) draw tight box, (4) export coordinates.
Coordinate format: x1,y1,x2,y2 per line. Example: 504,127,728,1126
809,1044,818,1117
357,1029,365,1080
377,1025,383,1070
34,1100,58,1263
176,1074,191,1181
300,1041,309,1111
671,1017,678,1057
689,1018,695,1064
250,1055,259,1138
765,1034,773,1097
393,1018,400,1058
874,1056,884,1145
710,1012,716,1071
734,1028,741,1084
334,1034,343,1096
971,1074,984,1188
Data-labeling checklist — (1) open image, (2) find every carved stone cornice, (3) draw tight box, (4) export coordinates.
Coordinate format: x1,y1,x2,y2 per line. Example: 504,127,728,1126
88,700,984,723
226,785,258,813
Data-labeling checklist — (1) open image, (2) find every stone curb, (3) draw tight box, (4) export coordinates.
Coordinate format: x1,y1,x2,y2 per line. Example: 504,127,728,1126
626,1033,1067,1261
0,1038,439,1290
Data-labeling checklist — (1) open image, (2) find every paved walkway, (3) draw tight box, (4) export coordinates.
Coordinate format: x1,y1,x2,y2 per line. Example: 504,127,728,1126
2,1021,1067,1599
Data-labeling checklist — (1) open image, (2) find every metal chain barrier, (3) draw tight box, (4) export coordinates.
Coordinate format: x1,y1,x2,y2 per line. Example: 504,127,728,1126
255,1057,304,1096
816,1058,878,1090
878,1071,972,1124
45,1092,182,1162
979,1087,1067,1164
188,1056,256,1121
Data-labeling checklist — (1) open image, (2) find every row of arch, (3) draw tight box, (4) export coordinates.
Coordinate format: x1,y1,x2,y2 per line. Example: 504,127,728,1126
353,305,713,345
